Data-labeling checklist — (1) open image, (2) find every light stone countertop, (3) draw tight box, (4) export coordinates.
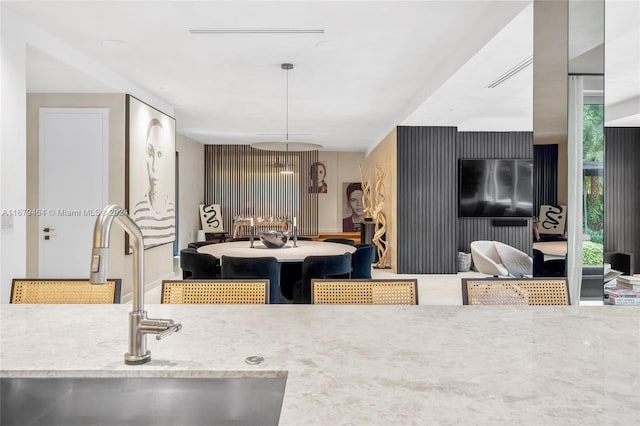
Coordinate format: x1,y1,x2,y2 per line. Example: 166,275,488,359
1,304,639,425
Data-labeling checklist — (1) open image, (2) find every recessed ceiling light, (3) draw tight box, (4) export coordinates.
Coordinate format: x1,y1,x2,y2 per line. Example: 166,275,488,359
188,28,324,35
101,40,129,50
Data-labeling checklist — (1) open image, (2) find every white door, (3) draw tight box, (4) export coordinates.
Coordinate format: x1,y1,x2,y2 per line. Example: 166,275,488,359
39,108,108,277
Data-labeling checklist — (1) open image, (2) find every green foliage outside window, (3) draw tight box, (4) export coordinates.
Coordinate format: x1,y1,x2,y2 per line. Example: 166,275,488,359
582,104,604,265
583,104,604,235
583,241,604,265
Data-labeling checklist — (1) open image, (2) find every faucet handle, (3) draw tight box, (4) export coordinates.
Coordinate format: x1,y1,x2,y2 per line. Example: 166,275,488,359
156,323,182,340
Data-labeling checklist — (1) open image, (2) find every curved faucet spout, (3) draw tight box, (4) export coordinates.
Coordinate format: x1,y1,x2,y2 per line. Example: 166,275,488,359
89,204,180,365
90,204,144,312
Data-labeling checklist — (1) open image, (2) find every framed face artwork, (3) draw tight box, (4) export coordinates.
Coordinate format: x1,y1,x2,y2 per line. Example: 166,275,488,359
342,182,364,232
309,161,328,194
125,95,176,252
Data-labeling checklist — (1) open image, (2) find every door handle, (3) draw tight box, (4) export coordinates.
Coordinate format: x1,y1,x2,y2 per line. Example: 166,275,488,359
43,227,55,232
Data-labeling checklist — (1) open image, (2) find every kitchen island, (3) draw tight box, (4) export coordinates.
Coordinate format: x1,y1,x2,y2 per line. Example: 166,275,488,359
2,304,639,425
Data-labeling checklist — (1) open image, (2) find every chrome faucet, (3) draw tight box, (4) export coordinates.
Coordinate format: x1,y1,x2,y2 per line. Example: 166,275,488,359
90,204,181,365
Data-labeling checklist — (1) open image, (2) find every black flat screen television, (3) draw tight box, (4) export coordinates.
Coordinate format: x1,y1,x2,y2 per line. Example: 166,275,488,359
458,159,533,218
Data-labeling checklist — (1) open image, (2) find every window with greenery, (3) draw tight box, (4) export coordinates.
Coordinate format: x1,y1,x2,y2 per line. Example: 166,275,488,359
583,103,604,265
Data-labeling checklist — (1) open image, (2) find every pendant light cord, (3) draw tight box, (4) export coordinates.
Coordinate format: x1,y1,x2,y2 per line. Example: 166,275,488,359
285,66,289,142
280,63,294,174
285,64,290,170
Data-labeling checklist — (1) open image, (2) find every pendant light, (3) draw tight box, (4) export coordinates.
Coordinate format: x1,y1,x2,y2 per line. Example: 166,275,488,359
280,63,295,175
251,63,321,166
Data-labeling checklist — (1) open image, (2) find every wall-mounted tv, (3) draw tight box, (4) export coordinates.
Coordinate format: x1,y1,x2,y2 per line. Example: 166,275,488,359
459,159,533,218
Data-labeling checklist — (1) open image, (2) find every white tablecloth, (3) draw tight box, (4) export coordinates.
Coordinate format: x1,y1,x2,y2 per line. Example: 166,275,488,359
198,240,355,263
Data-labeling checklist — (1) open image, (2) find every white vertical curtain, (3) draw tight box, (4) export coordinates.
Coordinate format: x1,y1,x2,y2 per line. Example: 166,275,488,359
567,75,584,305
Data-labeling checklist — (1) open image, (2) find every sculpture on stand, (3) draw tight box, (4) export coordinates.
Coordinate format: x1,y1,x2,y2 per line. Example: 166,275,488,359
372,165,389,268
359,164,373,219
358,164,376,247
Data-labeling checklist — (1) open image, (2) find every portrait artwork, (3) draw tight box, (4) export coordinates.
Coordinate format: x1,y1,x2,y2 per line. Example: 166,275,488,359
309,161,328,193
126,95,176,251
342,182,364,232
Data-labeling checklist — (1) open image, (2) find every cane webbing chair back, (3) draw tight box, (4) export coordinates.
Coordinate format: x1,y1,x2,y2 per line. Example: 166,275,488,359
462,278,569,305
161,279,269,304
311,279,418,305
11,279,121,304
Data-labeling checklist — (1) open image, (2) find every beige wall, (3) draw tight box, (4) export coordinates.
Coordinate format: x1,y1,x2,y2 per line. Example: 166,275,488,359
176,133,205,249
362,128,397,271
26,93,174,300
317,151,365,233
533,0,568,206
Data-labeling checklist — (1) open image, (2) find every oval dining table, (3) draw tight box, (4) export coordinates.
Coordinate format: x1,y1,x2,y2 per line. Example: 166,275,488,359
198,240,356,303
197,239,356,262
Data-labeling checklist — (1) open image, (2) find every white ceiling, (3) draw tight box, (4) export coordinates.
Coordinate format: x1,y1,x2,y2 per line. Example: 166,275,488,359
605,0,640,124
402,3,533,131
5,1,639,152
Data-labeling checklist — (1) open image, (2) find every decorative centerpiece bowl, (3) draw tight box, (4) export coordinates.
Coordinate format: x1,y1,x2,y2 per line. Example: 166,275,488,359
259,230,290,249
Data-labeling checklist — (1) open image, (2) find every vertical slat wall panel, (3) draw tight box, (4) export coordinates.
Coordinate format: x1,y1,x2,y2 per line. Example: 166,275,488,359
604,127,640,272
204,145,318,236
533,144,558,214
457,132,533,254
397,126,458,273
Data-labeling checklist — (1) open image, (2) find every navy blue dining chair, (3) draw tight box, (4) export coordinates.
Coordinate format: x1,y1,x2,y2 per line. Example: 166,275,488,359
187,241,216,250
280,263,301,302
221,256,282,304
533,248,566,277
323,238,355,246
295,253,352,304
180,248,220,279
351,244,376,279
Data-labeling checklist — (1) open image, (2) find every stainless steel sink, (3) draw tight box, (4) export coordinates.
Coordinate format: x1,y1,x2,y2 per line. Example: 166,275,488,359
1,376,287,426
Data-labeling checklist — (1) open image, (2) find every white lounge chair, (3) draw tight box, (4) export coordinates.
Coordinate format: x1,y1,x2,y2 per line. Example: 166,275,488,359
470,241,533,278
470,241,509,276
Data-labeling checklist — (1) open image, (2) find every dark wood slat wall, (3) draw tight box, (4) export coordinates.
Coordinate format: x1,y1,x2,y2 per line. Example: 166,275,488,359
457,131,533,159
457,132,534,254
397,126,458,273
604,127,640,272
204,145,318,236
